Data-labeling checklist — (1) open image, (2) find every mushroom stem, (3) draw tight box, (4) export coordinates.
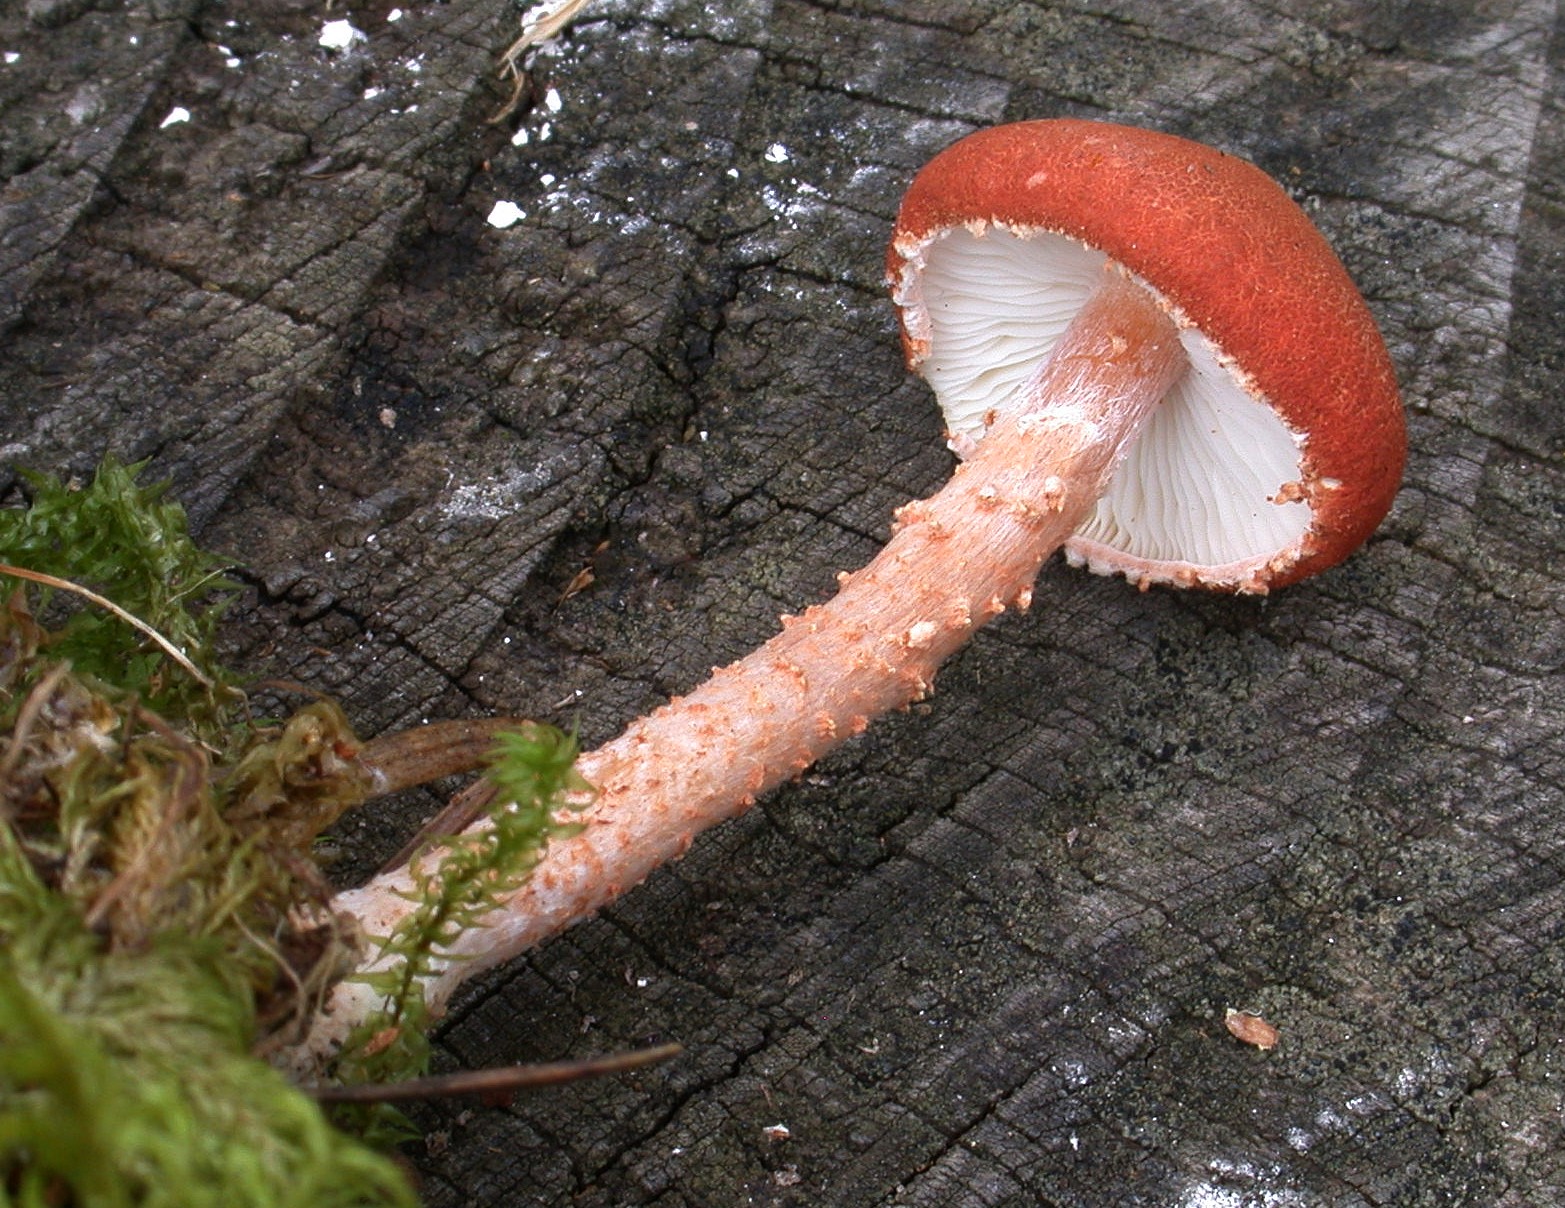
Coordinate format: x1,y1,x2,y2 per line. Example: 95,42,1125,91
287,269,1185,1074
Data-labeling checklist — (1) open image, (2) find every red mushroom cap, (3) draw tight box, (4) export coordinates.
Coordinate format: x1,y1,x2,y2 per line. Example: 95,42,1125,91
887,119,1405,592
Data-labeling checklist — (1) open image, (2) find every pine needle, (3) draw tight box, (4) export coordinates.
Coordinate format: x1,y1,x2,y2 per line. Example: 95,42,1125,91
0,562,213,691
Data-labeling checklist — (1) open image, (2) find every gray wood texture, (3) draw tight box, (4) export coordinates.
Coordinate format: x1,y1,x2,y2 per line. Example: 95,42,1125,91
2,1,1561,1204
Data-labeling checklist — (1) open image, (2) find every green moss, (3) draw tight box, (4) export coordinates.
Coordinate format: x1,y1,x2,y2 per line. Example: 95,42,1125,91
0,838,413,1207
0,462,414,1204
0,457,243,740
337,724,590,1087
0,458,592,1204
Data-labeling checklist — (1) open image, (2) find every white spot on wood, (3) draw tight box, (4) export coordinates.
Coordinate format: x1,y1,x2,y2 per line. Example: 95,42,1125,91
318,20,365,51
487,200,526,229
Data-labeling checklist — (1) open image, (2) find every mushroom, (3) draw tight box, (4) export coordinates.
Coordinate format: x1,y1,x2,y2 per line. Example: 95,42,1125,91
287,120,1404,1073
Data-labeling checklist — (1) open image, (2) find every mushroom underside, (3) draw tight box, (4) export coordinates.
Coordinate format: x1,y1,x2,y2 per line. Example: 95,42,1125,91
902,226,1312,586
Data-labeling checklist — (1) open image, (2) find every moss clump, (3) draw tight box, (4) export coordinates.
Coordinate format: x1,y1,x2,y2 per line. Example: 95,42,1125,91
0,458,243,740
1,458,590,1204
0,830,412,1208
0,461,413,1205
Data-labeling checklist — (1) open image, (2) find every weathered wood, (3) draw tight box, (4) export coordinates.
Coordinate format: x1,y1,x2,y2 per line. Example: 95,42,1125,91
3,1,1561,1204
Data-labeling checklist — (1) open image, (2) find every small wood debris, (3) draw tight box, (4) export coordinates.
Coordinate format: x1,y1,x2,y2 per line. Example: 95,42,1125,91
1224,1007,1280,1050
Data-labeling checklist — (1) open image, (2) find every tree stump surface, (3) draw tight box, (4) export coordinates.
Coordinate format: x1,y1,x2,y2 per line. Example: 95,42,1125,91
3,1,1562,1204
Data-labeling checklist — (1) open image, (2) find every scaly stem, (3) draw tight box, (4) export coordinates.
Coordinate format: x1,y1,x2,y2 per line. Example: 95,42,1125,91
283,269,1186,1077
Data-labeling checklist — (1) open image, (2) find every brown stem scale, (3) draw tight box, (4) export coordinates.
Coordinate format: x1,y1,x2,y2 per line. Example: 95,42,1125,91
287,270,1185,1073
